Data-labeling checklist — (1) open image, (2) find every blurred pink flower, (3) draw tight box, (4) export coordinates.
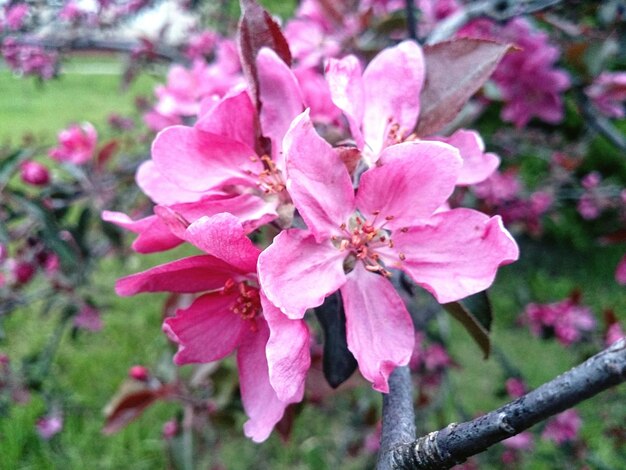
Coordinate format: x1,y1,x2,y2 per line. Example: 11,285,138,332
615,254,626,285
73,305,103,332
586,72,626,118
505,377,527,398
162,419,179,439
20,160,50,186
49,123,97,164
36,413,63,439
524,294,595,346
184,30,217,60
503,431,534,450
1,37,57,79
542,409,581,444
129,365,150,382
3,3,28,30
605,321,624,346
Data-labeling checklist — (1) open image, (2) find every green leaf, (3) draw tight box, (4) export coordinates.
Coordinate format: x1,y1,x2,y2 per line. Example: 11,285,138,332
0,149,30,187
443,290,492,358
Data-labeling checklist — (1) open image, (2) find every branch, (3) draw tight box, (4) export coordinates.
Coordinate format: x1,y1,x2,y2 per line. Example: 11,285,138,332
405,0,418,41
391,338,626,469
427,0,563,44
377,366,416,470
579,94,626,153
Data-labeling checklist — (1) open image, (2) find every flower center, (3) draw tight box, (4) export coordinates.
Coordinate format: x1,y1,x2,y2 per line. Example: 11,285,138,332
222,278,261,329
246,154,286,194
334,211,396,277
385,120,417,147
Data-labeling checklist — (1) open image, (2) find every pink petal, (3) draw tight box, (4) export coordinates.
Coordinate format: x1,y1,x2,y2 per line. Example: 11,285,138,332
185,213,260,273
386,209,519,303
616,254,626,285
152,126,260,192
163,292,247,364
356,141,462,230
101,211,182,253
341,263,414,393
238,319,296,442
325,55,365,149
257,229,347,319
195,87,257,150
362,40,425,158
257,47,305,169
102,210,154,233
284,110,355,239
115,255,240,296
427,129,500,185
261,292,310,402
136,160,208,205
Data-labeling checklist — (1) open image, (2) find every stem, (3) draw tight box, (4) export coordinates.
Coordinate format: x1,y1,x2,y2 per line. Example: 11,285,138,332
391,338,626,469
405,0,417,41
377,366,416,470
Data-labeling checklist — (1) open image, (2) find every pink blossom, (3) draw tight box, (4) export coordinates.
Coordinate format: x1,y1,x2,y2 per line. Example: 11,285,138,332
258,111,518,394
616,254,626,285
162,420,179,439
20,160,50,186
49,123,97,164
184,30,217,60
542,409,581,444
3,3,28,30
460,18,570,128
129,365,150,382
326,41,499,181
577,194,601,220
73,305,103,332
1,38,57,79
36,413,63,439
605,321,624,347
503,431,534,451
524,295,595,346
586,72,626,118
474,169,522,206
13,261,35,285
116,213,306,441
505,377,527,398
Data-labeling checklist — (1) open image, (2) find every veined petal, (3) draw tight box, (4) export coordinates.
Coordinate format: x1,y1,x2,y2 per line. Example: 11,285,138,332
115,255,239,296
152,125,260,192
386,209,519,304
356,141,462,230
427,129,500,185
284,110,355,239
341,263,414,393
136,160,208,205
362,40,425,158
261,292,310,402
195,87,256,150
325,55,365,149
257,48,305,169
185,213,260,273
238,320,298,443
163,292,247,365
257,229,347,319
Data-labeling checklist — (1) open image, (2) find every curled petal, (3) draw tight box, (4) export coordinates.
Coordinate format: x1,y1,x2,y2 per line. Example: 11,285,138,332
102,211,182,253
341,263,414,393
115,255,239,296
163,292,247,364
238,319,296,442
356,141,462,230
258,229,347,319
284,110,355,239
385,209,519,303
261,292,310,402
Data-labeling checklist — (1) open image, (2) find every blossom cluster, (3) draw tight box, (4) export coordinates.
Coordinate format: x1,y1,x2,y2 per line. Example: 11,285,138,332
107,31,520,441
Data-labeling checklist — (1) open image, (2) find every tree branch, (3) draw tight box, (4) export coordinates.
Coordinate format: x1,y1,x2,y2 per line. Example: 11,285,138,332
377,366,416,470
579,93,626,153
427,0,564,44
390,338,626,469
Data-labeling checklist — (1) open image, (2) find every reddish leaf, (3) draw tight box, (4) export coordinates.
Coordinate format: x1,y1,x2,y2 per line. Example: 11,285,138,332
416,38,513,136
96,140,119,170
102,379,173,435
238,0,291,109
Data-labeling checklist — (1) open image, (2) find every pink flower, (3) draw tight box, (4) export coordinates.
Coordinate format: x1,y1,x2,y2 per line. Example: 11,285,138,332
502,431,534,451
524,295,595,346
3,3,28,30
20,160,50,186
586,72,626,118
542,409,581,444
505,377,527,398
605,321,624,347
73,305,103,332
258,111,519,394
36,413,63,439
116,213,306,442
49,123,97,164
129,365,150,381
162,419,179,439
325,41,499,181
616,254,626,285
460,18,570,128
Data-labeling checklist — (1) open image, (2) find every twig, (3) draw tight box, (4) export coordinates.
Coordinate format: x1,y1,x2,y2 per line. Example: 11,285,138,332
427,0,564,44
377,366,416,470
580,93,626,153
405,0,418,41
391,338,626,469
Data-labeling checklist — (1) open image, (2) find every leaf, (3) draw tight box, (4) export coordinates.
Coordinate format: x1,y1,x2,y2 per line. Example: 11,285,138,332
416,38,513,136
443,290,492,358
102,379,173,435
238,0,292,109
0,149,30,187
314,292,358,388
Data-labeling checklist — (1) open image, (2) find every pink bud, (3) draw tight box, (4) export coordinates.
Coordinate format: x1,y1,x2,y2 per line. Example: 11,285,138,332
20,160,50,186
129,365,149,381
162,420,178,439
14,261,35,285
